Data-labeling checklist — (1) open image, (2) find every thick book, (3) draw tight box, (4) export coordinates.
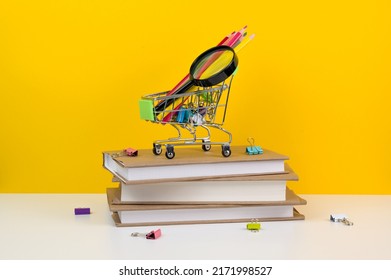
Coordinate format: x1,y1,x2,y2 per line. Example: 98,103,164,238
114,165,298,204
106,187,306,227
103,146,289,184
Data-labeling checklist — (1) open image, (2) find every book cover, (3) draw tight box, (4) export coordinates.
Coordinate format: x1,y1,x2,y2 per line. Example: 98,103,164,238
106,180,306,227
107,187,306,209
111,208,305,227
103,146,289,184
113,165,297,204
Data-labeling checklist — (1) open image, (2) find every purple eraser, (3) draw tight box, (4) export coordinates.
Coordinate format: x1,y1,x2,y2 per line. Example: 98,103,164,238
74,208,91,215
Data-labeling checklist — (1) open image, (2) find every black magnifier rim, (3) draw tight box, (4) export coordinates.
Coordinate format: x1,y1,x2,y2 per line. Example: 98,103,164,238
189,45,238,87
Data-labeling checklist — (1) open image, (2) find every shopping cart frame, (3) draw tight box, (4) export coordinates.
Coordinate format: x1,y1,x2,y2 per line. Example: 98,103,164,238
139,76,235,159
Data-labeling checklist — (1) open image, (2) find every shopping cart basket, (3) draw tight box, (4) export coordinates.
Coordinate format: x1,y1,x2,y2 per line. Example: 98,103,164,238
139,76,235,159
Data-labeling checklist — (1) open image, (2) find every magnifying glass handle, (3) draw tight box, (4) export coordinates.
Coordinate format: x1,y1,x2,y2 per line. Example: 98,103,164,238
154,80,193,113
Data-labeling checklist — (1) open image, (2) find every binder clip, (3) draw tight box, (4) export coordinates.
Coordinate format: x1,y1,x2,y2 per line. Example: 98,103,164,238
124,147,138,157
131,229,162,240
330,214,354,226
177,106,190,123
247,219,261,232
146,229,162,239
246,138,263,155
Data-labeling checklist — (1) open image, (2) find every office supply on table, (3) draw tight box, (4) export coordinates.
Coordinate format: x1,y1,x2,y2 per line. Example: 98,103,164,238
74,208,90,215
131,229,162,239
330,214,354,226
247,219,261,232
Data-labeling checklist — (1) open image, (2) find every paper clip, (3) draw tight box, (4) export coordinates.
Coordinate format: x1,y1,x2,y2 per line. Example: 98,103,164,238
246,138,263,155
247,219,261,232
131,229,162,239
330,214,354,226
111,151,125,158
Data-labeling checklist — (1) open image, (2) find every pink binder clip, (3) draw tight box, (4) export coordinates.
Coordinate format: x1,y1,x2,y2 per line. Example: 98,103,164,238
124,147,138,156
146,229,162,240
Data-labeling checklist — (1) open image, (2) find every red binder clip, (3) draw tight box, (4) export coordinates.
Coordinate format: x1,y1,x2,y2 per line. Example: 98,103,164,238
146,229,162,240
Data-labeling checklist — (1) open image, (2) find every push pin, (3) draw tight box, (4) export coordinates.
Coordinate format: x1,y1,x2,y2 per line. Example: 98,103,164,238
330,214,354,226
131,229,162,239
247,219,261,232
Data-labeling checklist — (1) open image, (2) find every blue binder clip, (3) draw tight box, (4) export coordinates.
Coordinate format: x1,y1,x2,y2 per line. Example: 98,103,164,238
176,106,190,123
246,137,263,155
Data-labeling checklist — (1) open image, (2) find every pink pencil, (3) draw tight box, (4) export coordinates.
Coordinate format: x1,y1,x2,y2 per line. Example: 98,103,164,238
224,26,247,47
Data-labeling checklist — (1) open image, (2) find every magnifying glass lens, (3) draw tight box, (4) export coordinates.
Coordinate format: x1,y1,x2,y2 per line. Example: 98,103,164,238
154,45,238,114
193,50,235,79
190,46,238,88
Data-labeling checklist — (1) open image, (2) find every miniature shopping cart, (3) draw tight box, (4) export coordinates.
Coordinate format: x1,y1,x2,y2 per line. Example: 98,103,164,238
139,76,235,159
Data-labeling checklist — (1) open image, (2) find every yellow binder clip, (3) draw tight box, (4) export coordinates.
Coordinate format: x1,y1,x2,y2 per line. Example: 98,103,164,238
247,219,261,232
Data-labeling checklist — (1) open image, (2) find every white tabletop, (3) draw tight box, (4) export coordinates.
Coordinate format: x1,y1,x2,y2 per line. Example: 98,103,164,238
0,193,390,260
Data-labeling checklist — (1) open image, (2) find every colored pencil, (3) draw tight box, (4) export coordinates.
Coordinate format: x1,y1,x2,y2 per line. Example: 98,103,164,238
160,27,252,122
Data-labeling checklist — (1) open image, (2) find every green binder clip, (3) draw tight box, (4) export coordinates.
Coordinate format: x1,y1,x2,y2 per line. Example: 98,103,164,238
247,219,261,232
139,99,155,121
246,138,263,155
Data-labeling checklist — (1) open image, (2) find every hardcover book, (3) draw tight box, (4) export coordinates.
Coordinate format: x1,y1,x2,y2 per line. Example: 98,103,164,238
103,146,289,184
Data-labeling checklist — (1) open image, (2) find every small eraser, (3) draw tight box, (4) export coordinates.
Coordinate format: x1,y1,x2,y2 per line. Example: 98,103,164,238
74,208,91,215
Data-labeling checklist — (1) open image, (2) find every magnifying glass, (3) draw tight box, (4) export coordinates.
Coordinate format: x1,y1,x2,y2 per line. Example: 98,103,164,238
190,45,238,87
154,45,238,113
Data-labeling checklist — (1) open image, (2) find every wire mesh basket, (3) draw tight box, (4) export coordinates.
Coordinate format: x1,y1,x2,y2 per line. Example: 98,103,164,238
139,76,235,159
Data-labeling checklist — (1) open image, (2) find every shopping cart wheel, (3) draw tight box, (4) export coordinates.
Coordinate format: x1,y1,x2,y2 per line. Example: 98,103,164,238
221,145,231,157
165,145,175,159
202,140,211,151
152,144,162,155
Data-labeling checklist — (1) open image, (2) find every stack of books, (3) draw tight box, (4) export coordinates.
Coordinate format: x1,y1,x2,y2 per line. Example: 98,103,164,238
102,146,306,227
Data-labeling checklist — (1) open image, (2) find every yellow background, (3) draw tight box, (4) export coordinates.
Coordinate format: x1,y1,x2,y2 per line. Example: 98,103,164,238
1,0,390,194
